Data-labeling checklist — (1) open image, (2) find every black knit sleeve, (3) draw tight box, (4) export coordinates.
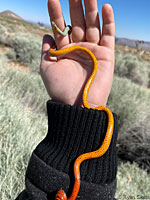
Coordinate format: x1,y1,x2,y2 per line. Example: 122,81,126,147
16,100,118,200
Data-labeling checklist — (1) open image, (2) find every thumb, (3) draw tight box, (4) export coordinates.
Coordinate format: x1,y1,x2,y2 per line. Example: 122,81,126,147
41,34,57,62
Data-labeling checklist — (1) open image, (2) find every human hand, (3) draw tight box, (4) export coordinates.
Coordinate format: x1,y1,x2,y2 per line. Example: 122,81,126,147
40,0,115,107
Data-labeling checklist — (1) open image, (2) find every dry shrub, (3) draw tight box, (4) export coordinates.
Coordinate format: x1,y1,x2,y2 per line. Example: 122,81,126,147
0,21,42,72
7,34,42,71
108,75,150,169
116,162,150,198
115,51,150,88
0,24,8,45
118,117,150,170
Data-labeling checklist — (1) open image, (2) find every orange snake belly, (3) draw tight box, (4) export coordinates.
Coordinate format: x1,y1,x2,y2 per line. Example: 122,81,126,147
49,22,114,200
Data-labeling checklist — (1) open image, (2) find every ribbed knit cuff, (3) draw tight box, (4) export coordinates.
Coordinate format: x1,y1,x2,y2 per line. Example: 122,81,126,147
34,100,118,185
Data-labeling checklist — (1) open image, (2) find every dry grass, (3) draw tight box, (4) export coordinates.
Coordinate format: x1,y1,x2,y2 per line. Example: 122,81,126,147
115,50,150,88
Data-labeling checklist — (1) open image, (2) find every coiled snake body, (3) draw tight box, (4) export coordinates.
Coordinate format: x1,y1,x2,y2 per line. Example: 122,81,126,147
49,21,114,200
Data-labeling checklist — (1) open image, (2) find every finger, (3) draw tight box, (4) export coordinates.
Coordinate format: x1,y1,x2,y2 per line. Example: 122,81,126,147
69,0,86,42
84,0,101,44
41,34,57,65
48,0,70,49
100,4,115,50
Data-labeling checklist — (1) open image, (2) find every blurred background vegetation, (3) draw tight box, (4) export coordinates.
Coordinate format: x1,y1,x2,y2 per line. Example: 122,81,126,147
0,13,150,200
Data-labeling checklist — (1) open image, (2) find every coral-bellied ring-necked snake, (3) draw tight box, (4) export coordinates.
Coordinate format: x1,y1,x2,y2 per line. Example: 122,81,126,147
49,21,114,200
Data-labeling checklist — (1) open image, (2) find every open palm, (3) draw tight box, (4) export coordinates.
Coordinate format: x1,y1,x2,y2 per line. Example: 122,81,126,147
40,0,115,107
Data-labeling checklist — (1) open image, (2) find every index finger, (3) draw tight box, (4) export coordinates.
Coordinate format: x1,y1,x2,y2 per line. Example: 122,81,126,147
100,4,115,50
48,0,70,49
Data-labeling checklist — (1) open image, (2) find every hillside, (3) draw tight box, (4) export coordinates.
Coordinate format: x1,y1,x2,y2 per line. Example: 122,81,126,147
0,10,24,21
116,37,150,50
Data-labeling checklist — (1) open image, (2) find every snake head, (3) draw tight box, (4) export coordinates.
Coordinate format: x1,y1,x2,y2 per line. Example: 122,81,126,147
51,21,58,30
67,25,72,35
55,190,67,200
51,21,55,26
